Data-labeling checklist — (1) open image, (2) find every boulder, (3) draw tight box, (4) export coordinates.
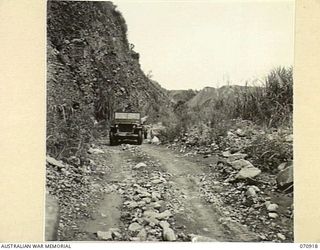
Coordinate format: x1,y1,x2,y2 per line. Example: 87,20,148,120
227,131,235,137
121,144,133,150
143,210,159,219
267,203,279,212
139,191,151,198
151,136,160,144
163,227,176,241
276,165,293,190
222,151,232,157
143,209,172,220
97,231,113,240
285,134,293,142
137,228,147,241
130,237,141,241
46,155,64,168
133,162,147,170
137,200,146,207
230,159,254,170
88,148,104,154
127,201,139,209
246,186,258,198
151,191,161,201
236,166,261,179
109,228,121,239
250,185,260,192
235,128,245,137
136,187,151,197
128,222,143,232
151,179,163,184
151,201,162,209
143,197,151,204
144,216,159,225
159,221,170,229
264,201,271,208
268,212,278,219
190,235,218,242
277,233,286,240
157,210,172,220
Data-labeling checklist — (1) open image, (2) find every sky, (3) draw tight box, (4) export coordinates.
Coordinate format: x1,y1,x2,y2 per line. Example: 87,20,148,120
113,0,295,90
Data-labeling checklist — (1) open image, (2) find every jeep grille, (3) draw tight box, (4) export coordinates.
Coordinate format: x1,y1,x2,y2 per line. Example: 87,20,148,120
118,124,134,132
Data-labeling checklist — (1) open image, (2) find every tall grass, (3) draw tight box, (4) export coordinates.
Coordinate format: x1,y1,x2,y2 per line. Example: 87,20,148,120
233,67,293,127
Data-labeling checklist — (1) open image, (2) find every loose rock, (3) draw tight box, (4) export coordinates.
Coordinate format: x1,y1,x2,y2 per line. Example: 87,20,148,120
137,228,147,241
268,212,279,219
133,162,147,170
151,136,160,144
276,165,293,190
267,204,279,212
46,155,65,168
159,221,170,229
230,159,254,170
128,222,143,232
190,234,218,242
151,192,161,201
246,186,258,198
277,233,286,240
157,210,172,220
236,165,261,179
88,148,104,154
162,227,176,241
97,231,113,240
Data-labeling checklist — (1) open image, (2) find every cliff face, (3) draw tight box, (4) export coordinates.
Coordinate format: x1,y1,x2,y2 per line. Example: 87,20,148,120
47,1,170,157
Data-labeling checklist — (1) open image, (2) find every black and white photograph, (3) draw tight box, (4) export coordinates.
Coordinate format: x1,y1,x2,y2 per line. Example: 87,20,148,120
45,0,294,242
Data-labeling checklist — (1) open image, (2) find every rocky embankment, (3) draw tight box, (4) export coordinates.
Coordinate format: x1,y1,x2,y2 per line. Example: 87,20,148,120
162,120,293,241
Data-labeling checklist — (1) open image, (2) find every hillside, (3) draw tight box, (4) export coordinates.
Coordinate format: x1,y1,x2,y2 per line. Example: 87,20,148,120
187,85,261,108
47,1,171,157
168,89,198,104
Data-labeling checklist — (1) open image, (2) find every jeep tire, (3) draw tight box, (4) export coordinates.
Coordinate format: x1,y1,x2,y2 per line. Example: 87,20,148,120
110,132,117,146
137,130,143,145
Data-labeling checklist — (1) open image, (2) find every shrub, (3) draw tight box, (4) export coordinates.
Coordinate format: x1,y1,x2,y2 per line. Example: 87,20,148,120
244,131,293,173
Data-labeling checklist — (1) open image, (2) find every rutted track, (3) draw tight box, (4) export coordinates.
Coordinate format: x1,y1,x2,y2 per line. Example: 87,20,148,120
66,141,258,241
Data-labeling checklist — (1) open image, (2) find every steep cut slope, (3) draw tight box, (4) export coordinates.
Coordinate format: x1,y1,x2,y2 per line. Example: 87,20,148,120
47,1,171,157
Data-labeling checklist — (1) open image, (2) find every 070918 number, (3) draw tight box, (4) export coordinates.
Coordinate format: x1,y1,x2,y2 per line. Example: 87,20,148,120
300,244,318,248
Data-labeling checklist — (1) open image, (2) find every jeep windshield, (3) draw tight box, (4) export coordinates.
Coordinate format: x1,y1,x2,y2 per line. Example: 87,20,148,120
114,112,141,124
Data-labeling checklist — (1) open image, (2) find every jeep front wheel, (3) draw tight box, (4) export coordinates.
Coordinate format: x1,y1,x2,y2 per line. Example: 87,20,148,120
137,130,143,145
110,132,117,146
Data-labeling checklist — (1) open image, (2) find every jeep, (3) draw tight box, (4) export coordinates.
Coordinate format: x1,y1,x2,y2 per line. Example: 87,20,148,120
109,112,145,145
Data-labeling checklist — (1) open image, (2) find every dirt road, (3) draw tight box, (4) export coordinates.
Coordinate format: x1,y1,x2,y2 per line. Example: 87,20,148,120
68,141,258,242
140,144,258,241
